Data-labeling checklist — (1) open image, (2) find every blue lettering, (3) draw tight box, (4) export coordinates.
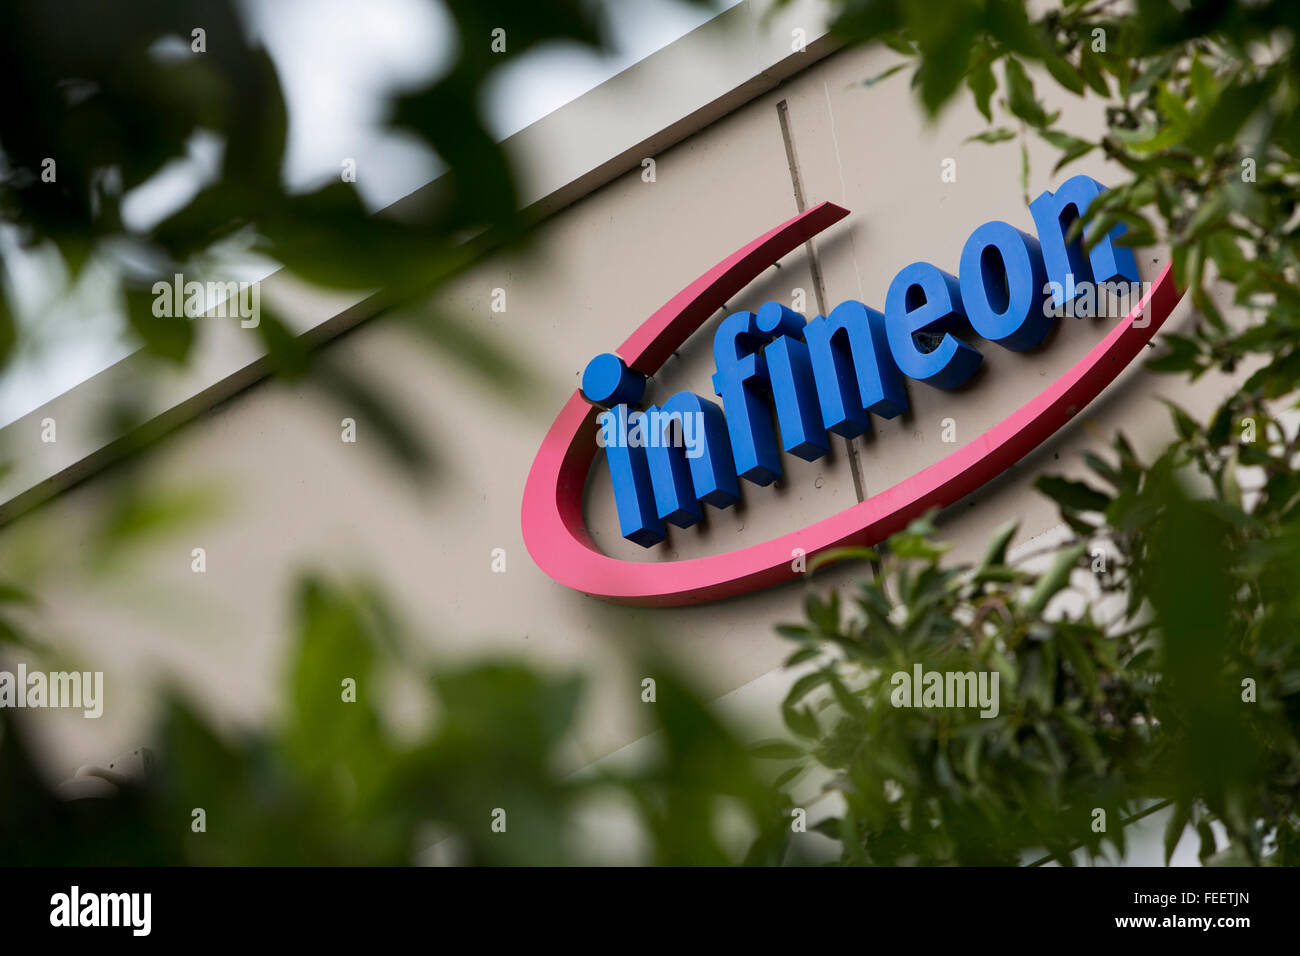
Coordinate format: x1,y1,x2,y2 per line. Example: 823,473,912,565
884,261,982,389
711,310,784,486
959,221,1051,351
1029,174,1139,311
586,182,1138,547
806,299,907,438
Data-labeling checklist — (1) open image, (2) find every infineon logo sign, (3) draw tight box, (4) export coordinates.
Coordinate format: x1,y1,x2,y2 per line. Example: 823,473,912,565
522,176,1182,606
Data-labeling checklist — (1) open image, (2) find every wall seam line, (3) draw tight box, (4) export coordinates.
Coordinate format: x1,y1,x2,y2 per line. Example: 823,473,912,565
775,98,868,505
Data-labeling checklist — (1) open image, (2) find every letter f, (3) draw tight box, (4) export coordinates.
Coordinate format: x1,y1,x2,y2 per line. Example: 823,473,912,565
711,311,782,485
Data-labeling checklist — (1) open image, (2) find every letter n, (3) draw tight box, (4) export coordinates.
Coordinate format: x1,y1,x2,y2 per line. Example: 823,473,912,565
1029,174,1139,311
644,393,739,527
805,300,907,437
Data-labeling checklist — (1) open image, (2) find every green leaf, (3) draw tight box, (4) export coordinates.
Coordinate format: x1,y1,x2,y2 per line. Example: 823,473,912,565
0,286,15,372
1020,139,1031,203
1081,452,1121,489
1043,54,1084,96
1145,334,1203,374
123,285,196,363
1183,75,1276,155
808,547,879,574
1180,192,1229,243
1039,128,1096,171
1207,401,1234,448
810,817,843,841
908,1,983,115
979,519,1020,571
862,62,908,87
750,740,805,760
782,701,821,740
783,647,821,668
1034,476,1111,513
983,0,1045,57
775,623,813,640
965,127,1017,144
1196,817,1218,862
772,764,806,789
1026,543,1086,615
1004,58,1052,128
1163,800,1192,864
1058,631,1100,702
96,484,221,555
967,56,997,122
1130,51,1177,96
1158,399,1200,441
1205,231,1248,282
804,591,842,634
1156,84,1192,132
829,674,868,718
785,669,832,707
1189,55,1215,107
0,582,36,606
1078,48,1110,97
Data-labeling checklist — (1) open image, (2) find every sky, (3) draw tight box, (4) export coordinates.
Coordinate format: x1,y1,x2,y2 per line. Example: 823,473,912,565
0,0,741,426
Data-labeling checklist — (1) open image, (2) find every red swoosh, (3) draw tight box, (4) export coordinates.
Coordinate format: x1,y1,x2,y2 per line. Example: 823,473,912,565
521,201,1181,606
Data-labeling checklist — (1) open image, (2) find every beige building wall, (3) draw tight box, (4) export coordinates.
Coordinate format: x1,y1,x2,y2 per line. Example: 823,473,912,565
0,26,1238,793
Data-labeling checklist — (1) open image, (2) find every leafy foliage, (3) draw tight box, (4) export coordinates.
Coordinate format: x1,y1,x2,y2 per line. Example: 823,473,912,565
774,0,1300,865
0,0,791,868
774,516,1158,865
1,574,791,865
0,0,636,467
6,0,1300,867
